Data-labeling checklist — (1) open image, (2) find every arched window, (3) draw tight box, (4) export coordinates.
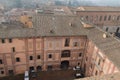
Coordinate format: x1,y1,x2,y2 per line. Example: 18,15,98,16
61,50,70,57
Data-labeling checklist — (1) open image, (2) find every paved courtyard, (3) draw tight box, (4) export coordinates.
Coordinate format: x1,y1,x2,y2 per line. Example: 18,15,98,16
0,69,83,80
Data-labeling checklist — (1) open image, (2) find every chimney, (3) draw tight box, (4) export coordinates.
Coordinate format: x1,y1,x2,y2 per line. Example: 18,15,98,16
20,15,33,28
81,21,94,28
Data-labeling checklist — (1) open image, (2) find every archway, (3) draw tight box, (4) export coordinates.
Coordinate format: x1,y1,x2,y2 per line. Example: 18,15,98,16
60,61,69,69
29,66,34,72
36,66,42,71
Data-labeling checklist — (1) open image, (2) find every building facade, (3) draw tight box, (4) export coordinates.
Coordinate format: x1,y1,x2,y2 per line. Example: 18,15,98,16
0,36,87,77
0,14,119,78
73,6,120,26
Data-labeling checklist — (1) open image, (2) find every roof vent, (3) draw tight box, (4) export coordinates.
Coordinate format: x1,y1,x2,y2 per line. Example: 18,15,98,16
103,33,108,38
50,29,55,34
69,22,72,26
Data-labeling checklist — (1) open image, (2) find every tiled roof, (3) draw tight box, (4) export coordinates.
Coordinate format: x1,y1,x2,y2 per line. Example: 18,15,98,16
87,27,120,70
76,6,120,12
0,14,120,79
0,14,88,38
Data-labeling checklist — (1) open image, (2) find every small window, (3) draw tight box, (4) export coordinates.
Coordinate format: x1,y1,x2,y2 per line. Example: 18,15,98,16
1,39,5,43
99,16,102,21
108,15,111,21
25,22,27,24
65,38,70,47
73,42,78,47
16,57,20,62
12,47,15,52
37,55,41,59
47,65,52,70
79,53,82,57
117,16,120,21
95,71,98,75
91,64,92,69
116,27,119,33
30,56,33,60
98,59,101,65
104,16,107,21
9,39,12,43
1,71,4,74
106,27,108,32
0,59,3,64
86,16,88,20
48,54,52,58
86,57,88,61
29,16,32,19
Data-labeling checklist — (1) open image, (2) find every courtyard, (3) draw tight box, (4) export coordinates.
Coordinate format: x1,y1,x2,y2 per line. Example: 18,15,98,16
0,69,84,80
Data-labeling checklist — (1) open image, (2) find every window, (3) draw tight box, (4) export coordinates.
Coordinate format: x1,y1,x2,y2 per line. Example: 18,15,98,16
47,65,52,70
61,50,70,57
48,54,52,58
112,15,116,20
95,71,98,75
9,39,12,43
108,15,111,21
28,16,32,19
98,59,101,65
16,57,20,62
91,64,93,69
99,16,102,21
1,39,5,43
0,59,3,64
37,55,41,59
1,71,4,74
65,38,70,47
12,47,15,52
73,42,78,47
30,56,33,60
116,27,119,33
105,27,109,32
117,16,120,21
104,16,107,21
79,53,82,57
86,16,88,20
25,22,27,24
86,57,88,61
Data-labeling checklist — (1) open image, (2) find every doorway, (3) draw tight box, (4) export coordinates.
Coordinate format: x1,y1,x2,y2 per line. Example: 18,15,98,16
60,61,69,69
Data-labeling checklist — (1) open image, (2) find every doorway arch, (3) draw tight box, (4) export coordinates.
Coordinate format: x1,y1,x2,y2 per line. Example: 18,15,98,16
60,60,69,69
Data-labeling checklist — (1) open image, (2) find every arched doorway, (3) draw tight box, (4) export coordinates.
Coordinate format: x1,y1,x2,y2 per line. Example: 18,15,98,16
29,66,34,72
36,66,42,71
60,61,69,69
